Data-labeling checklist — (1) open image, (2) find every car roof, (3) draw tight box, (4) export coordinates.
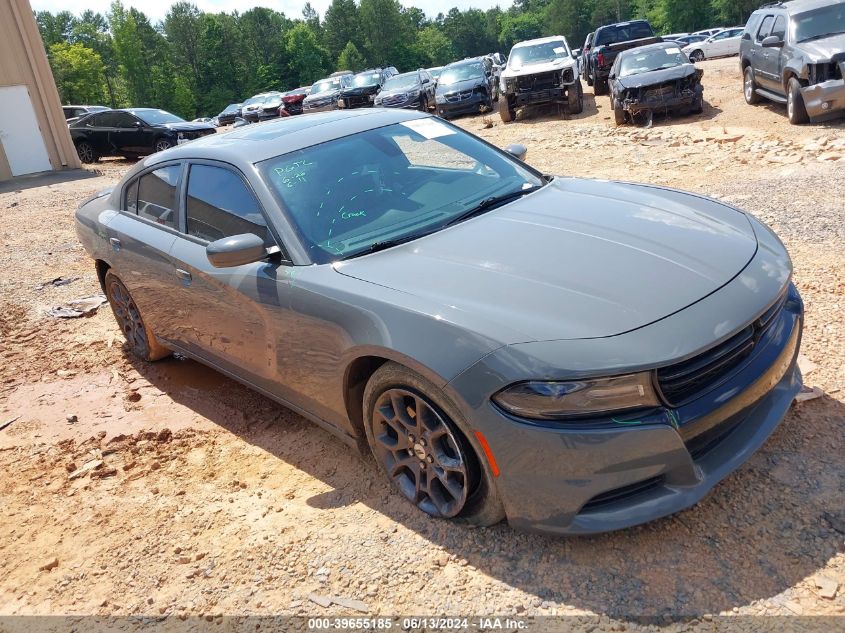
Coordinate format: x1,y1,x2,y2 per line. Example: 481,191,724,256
511,35,568,49
146,108,431,167
756,0,834,12
445,58,484,67
618,41,684,56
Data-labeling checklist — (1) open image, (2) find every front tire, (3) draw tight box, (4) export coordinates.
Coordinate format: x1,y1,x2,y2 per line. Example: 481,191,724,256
613,98,626,126
593,76,608,96
418,95,428,112
76,141,98,164
363,362,504,526
744,66,761,105
498,96,515,123
104,271,170,362
690,50,705,63
568,81,584,114
787,77,809,124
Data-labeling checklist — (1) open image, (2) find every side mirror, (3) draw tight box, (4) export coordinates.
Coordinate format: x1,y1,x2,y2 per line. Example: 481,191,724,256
761,35,784,48
133,121,143,127
503,143,527,161
206,233,267,268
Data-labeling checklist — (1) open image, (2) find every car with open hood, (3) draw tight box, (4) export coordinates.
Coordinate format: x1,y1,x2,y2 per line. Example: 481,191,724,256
499,35,583,122
70,108,215,163
338,68,398,109
75,108,803,535
435,59,496,119
609,42,704,125
740,0,845,124
257,92,289,121
303,75,354,113
373,69,436,110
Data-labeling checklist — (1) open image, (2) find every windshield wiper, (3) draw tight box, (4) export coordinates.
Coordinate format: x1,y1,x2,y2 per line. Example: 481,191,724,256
445,185,543,227
799,30,845,42
340,229,440,260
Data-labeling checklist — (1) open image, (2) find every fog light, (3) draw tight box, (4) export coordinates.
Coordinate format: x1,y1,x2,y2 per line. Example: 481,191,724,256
821,102,830,110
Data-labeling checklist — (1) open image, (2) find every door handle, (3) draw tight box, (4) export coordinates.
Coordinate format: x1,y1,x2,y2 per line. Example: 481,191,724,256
109,238,121,252
176,268,192,284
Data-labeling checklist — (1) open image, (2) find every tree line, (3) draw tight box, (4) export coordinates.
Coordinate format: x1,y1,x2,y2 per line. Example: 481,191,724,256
37,0,764,119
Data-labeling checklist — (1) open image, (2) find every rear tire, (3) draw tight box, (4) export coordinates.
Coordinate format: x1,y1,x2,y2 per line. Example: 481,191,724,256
744,66,761,105
363,362,504,527
690,50,705,63
690,93,704,114
418,95,428,112
568,81,584,114
76,141,98,164
104,271,170,362
593,76,608,96
498,96,515,123
787,77,809,124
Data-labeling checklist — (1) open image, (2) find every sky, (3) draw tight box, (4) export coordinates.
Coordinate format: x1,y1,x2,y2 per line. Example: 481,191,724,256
29,0,506,22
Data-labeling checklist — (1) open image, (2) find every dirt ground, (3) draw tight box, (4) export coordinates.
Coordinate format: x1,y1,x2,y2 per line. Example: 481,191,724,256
0,57,843,624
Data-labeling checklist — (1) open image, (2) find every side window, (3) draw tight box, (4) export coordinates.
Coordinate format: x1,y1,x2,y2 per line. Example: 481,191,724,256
771,16,786,40
757,16,774,42
137,165,180,229
124,178,139,214
186,164,269,244
112,112,137,129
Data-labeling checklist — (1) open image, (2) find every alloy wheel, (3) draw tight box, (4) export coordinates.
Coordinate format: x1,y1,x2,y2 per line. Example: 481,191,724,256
155,139,172,153
107,278,149,356
77,143,94,163
370,388,470,518
787,90,794,120
745,76,752,102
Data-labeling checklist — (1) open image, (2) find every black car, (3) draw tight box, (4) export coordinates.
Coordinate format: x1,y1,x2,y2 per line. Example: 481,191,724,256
69,108,216,163
63,105,109,125
434,59,496,119
338,68,398,109
216,103,242,126
373,70,436,111
608,42,704,125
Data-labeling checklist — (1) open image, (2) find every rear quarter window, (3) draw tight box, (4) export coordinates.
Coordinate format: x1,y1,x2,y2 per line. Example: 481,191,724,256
137,165,181,229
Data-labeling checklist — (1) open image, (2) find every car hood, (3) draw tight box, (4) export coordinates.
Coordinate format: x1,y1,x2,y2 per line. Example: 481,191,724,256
157,121,215,132
502,56,576,79
795,33,845,60
341,85,380,96
304,90,340,102
436,78,484,94
334,178,758,343
617,64,697,89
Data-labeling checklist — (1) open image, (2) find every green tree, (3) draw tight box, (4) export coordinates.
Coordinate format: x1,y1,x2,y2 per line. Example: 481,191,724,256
498,12,544,50
164,2,204,93
337,41,366,72
324,0,361,61
36,11,76,47
415,26,455,66
660,0,714,33
711,0,759,26
286,22,331,87
359,0,413,66
48,42,108,104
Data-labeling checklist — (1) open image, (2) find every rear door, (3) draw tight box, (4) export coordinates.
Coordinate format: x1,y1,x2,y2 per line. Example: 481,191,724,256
165,161,297,397
103,162,185,341
82,112,113,156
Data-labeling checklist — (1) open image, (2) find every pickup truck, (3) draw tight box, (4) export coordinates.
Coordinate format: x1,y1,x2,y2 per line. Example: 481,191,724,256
587,20,662,95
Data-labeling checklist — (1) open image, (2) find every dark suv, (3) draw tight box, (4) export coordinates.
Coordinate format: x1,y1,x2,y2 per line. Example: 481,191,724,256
740,0,845,124
338,68,398,109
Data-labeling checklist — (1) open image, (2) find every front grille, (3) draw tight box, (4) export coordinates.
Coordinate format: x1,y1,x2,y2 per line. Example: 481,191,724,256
444,89,473,102
581,476,664,511
516,71,561,92
656,291,788,406
382,94,407,106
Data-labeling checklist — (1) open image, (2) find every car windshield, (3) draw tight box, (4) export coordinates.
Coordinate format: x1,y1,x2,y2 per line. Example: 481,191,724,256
619,46,686,77
595,22,654,46
792,4,845,42
382,73,420,90
438,63,484,86
131,109,184,125
243,95,265,106
427,67,442,79
509,41,569,68
353,72,381,87
221,104,240,114
311,79,342,94
260,120,543,263
262,93,282,104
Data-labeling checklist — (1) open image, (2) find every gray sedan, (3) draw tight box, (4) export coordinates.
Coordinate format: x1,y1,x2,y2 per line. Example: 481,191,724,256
75,109,803,534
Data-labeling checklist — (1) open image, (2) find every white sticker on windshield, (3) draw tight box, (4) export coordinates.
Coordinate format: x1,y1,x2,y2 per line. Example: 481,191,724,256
400,118,456,139
553,46,566,54
666,47,681,54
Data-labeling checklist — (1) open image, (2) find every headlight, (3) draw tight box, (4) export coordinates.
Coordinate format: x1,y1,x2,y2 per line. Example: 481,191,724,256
493,373,659,420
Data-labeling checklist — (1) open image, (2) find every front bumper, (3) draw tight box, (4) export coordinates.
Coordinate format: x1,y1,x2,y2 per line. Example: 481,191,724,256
450,279,803,535
801,77,845,122
622,84,702,114
303,101,337,113
376,95,421,109
437,92,488,117
513,87,567,107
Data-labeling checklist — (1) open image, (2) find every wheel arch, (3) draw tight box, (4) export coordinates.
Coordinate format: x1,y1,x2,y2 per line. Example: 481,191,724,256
95,259,111,293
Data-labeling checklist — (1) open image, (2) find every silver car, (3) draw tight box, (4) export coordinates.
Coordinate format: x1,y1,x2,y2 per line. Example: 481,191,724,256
75,109,803,534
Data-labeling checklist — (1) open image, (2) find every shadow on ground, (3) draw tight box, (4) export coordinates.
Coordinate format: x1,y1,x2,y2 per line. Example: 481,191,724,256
125,351,845,618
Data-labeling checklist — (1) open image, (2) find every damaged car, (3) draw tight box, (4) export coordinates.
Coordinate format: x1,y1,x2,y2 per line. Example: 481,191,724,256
499,35,583,122
740,0,845,124
303,74,354,113
609,42,704,125
338,68,397,109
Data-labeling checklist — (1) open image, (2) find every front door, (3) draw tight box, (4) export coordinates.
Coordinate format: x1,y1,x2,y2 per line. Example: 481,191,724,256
164,162,296,399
